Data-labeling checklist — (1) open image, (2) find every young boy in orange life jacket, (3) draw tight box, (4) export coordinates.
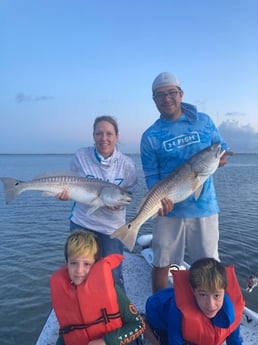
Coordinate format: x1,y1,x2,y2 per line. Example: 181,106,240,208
50,230,145,345
145,257,245,345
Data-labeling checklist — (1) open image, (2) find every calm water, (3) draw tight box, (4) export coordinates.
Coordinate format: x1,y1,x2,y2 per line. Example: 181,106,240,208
0,153,257,345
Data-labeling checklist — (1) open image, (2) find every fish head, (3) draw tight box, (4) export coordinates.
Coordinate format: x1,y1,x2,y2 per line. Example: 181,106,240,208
101,186,133,207
192,143,225,176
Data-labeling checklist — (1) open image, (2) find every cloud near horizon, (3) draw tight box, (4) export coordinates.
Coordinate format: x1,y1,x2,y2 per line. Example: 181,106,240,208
16,93,54,103
219,120,258,153
224,111,246,117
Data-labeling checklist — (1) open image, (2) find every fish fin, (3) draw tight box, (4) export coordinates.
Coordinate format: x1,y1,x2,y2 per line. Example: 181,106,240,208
194,185,203,200
42,191,57,197
34,171,81,179
151,212,159,220
0,177,23,204
86,205,100,216
111,222,139,252
137,194,149,213
136,185,159,212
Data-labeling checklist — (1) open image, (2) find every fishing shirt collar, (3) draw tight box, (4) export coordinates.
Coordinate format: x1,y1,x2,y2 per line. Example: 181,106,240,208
94,147,117,167
181,102,198,123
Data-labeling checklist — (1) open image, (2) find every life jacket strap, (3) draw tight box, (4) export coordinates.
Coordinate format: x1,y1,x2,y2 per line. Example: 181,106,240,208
59,309,121,335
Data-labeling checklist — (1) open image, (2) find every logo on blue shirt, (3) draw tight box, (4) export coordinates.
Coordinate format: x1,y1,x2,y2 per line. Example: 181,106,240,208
163,132,200,151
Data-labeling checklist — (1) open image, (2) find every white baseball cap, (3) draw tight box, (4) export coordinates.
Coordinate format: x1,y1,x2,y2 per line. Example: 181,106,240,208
152,72,180,92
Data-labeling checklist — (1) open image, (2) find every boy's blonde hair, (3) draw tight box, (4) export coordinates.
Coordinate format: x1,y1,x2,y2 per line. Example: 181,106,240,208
64,230,101,262
189,257,227,293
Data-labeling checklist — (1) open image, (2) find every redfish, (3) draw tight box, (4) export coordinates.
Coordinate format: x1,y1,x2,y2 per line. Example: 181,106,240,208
0,173,132,215
111,143,225,251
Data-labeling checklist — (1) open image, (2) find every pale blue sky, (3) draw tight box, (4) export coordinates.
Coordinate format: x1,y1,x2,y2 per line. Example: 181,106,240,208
1,0,258,153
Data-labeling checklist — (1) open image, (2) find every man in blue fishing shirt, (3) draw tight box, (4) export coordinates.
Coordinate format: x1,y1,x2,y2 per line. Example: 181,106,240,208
140,72,233,292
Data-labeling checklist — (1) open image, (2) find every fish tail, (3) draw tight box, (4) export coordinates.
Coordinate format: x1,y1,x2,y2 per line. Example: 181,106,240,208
0,177,22,204
111,221,140,252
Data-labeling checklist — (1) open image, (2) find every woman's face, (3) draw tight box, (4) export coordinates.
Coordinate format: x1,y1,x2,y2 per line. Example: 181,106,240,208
93,120,118,158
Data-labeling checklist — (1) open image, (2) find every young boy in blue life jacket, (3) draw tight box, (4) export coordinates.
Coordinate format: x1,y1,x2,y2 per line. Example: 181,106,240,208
50,230,145,345
145,257,245,345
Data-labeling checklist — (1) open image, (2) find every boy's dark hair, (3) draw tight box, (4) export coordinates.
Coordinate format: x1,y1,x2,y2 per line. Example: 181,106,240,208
189,257,227,292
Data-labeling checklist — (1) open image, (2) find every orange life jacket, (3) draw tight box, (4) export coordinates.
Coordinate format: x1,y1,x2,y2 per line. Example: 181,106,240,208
50,254,123,345
172,266,245,345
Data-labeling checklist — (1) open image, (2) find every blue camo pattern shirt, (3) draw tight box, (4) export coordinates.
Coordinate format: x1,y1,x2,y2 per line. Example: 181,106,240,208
140,102,229,218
